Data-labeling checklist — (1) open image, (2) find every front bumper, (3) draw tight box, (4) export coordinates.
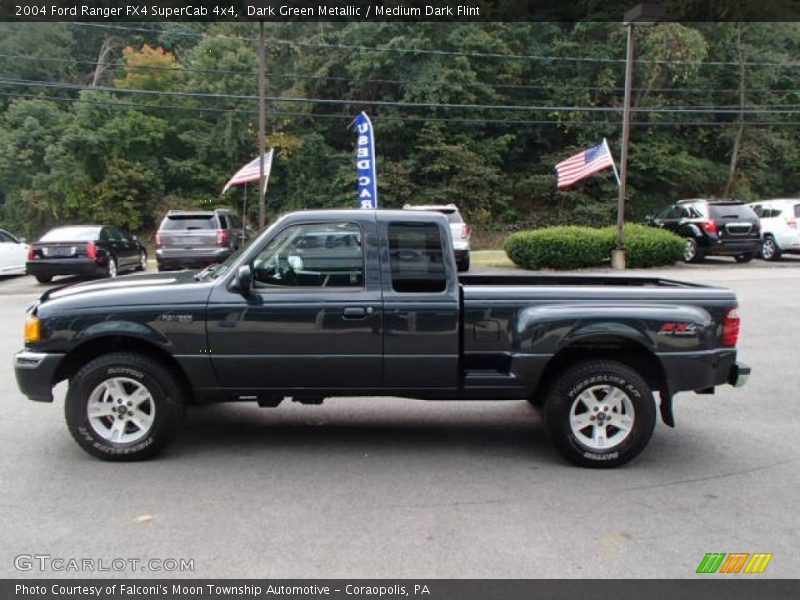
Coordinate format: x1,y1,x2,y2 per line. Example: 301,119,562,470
14,350,64,402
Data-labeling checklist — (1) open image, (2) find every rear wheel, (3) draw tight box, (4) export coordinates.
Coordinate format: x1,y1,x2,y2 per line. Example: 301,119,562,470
105,256,117,278
542,360,656,468
136,250,147,271
64,352,184,461
735,253,754,263
760,235,782,261
683,237,704,263
34,274,52,284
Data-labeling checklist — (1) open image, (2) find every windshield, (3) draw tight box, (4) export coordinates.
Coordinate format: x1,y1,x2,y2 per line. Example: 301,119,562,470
40,227,101,242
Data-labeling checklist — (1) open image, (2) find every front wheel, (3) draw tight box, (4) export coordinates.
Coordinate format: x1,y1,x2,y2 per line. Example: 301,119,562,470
34,274,52,284
542,360,656,468
65,352,185,461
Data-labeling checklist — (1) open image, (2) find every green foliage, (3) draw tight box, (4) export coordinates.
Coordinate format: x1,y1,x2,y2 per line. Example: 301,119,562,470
505,224,683,270
1,22,799,244
505,226,611,270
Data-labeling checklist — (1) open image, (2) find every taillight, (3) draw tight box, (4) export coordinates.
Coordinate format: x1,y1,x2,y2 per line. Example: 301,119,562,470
86,241,97,259
155,232,162,245
463,224,472,240
27,246,34,260
722,307,741,347
216,229,230,245
701,220,718,234
788,218,797,229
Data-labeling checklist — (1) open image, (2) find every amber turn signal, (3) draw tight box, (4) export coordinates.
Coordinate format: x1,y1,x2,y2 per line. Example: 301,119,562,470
24,315,41,343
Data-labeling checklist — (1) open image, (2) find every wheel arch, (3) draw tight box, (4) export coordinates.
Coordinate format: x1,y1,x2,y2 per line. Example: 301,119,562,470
53,335,195,404
531,334,672,425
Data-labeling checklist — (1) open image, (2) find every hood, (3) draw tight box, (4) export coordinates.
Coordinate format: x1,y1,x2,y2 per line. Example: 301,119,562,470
38,271,213,311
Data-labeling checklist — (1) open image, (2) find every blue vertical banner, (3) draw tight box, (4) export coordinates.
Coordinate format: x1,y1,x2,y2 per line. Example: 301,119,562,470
355,111,378,209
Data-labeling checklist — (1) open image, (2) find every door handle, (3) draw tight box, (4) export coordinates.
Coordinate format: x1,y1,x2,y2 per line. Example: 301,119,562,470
343,307,368,319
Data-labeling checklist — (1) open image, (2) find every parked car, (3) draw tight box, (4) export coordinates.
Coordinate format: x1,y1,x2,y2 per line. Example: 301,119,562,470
155,209,247,271
0,228,29,276
15,209,749,468
402,204,472,271
645,199,760,263
747,199,800,261
26,225,147,284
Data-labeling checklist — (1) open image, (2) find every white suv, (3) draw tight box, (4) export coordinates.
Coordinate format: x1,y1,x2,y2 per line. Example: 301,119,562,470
748,199,800,260
402,204,472,271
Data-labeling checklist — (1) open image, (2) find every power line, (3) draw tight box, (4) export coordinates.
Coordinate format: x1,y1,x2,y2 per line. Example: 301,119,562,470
69,22,800,69
4,77,800,116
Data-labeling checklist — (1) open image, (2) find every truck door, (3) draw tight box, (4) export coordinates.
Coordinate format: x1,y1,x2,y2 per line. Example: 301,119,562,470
379,218,460,389
206,218,383,390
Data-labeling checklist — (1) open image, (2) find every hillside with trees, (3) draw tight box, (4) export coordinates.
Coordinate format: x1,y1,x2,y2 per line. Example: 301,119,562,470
1,21,799,240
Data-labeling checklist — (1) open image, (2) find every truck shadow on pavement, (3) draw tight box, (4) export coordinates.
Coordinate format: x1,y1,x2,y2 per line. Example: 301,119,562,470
173,401,555,463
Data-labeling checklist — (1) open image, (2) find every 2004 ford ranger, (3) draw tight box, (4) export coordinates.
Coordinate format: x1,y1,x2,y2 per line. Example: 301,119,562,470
14,210,750,467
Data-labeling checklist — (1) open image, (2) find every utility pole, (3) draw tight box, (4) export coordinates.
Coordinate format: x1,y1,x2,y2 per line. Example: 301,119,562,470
258,20,267,230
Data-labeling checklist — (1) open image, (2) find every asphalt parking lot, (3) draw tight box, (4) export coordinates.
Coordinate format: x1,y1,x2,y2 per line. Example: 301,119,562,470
1,258,798,579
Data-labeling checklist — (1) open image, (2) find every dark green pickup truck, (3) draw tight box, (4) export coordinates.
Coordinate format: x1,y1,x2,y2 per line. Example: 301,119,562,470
15,210,750,467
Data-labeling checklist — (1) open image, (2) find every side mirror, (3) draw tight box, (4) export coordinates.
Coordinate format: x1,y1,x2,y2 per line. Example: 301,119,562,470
234,264,253,295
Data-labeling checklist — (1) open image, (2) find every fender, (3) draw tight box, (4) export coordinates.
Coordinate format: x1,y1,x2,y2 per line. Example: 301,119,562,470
71,320,171,349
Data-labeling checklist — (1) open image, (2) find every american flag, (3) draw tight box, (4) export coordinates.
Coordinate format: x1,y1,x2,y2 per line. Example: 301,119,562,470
221,149,273,195
555,140,616,189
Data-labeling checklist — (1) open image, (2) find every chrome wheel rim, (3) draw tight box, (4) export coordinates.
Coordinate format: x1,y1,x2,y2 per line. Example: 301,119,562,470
87,377,156,443
569,384,635,450
140,252,147,270
108,258,117,277
683,239,696,261
761,238,776,260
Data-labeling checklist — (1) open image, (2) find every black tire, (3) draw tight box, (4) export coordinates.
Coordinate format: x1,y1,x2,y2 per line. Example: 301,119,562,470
35,274,53,284
760,235,782,261
65,352,185,461
683,237,704,263
542,360,656,468
105,255,118,278
735,253,754,263
457,252,470,272
135,250,147,271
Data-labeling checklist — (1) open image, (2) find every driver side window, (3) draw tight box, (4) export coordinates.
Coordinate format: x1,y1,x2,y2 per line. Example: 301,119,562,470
251,222,364,289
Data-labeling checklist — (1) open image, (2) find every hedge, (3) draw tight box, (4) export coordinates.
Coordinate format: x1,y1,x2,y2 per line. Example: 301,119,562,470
504,224,684,270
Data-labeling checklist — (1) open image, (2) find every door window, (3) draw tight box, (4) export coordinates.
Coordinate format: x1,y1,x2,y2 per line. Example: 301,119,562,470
251,222,364,289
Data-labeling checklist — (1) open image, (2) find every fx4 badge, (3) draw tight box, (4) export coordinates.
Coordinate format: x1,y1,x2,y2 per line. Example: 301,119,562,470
658,322,698,336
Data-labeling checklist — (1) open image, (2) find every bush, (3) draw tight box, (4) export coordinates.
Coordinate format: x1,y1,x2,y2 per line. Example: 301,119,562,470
617,224,684,268
505,226,611,270
504,224,683,270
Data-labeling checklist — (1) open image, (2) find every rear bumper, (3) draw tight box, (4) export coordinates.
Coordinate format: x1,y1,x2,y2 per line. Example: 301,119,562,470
26,259,105,278
659,350,750,394
156,248,231,270
14,350,63,402
702,238,760,256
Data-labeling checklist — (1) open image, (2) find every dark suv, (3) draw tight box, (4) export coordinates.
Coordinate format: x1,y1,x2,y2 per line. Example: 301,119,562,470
646,199,760,263
155,209,247,271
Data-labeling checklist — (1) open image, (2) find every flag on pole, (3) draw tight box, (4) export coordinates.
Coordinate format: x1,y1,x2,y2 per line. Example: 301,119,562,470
555,139,616,189
355,112,378,209
221,149,274,195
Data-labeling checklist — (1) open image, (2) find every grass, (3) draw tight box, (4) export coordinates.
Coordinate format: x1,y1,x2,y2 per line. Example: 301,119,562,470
471,250,515,269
